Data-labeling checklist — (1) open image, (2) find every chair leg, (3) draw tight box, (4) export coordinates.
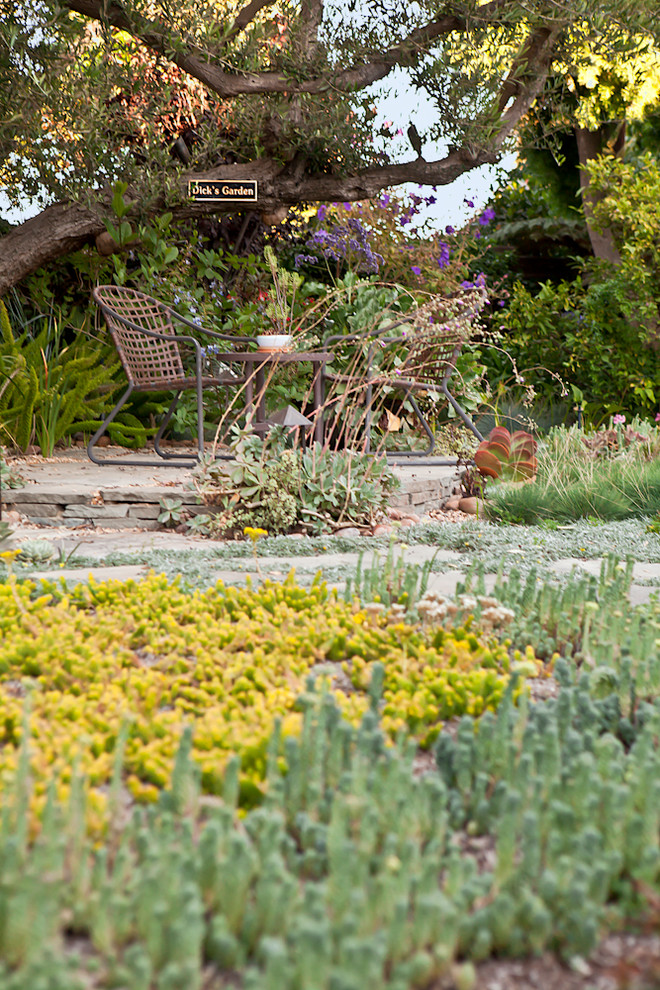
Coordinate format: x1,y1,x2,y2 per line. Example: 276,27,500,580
440,381,484,441
88,385,197,467
364,380,373,453
196,374,205,461
153,392,184,459
204,385,238,460
385,390,435,458
151,391,207,462
154,388,233,463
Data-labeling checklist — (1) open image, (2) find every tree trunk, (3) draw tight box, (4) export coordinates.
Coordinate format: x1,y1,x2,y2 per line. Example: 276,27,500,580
575,122,625,264
0,203,107,297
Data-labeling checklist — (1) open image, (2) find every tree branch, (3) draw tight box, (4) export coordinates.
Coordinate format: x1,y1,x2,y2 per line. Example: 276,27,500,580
226,0,275,42
0,143,499,295
61,0,510,98
0,202,107,298
298,0,324,55
0,3,571,295
497,24,564,144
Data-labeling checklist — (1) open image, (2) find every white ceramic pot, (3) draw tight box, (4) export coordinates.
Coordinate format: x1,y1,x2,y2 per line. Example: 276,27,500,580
256,333,293,352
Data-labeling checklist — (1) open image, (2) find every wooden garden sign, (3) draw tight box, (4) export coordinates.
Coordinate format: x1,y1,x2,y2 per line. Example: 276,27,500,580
188,180,258,203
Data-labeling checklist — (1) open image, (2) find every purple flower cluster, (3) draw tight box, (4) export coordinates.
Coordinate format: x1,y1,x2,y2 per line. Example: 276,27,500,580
461,272,487,290
297,216,384,273
394,190,440,229
294,253,319,268
437,242,450,269
478,207,496,226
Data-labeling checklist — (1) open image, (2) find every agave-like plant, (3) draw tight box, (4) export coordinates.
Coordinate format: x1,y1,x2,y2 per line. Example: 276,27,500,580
474,425,537,482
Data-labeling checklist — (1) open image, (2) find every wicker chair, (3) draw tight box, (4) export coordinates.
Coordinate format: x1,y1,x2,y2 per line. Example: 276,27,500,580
322,286,486,457
90,285,256,465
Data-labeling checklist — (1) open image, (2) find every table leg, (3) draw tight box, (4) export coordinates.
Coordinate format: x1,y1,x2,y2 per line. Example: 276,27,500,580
244,372,254,425
256,364,267,429
312,360,324,445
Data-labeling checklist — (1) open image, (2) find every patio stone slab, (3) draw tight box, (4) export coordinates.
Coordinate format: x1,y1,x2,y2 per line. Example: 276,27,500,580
550,558,660,583
630,562,660,581
629,585,660,605
549,558,604,578
6,526,211,558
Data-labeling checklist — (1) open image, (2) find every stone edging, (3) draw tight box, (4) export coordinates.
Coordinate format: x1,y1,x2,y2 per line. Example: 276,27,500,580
4,470,461,530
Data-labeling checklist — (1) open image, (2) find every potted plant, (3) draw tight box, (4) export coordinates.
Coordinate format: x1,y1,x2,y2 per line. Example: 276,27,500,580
256,246,303,351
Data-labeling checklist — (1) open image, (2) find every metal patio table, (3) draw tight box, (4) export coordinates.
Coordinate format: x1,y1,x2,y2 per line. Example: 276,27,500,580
213,349,329,445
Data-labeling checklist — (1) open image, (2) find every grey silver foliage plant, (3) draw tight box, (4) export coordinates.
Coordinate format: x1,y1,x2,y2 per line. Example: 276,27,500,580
192,428,400,536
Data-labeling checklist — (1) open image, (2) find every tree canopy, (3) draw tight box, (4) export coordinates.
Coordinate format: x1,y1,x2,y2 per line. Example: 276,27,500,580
0,0,658,294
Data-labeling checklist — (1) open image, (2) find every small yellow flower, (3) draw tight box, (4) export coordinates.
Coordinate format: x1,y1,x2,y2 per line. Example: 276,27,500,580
0,549,20,563
243,526,268,543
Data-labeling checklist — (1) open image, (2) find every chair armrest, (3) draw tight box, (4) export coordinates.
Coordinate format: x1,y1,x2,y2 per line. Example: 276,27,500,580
323,312,415,348
169,309,258,346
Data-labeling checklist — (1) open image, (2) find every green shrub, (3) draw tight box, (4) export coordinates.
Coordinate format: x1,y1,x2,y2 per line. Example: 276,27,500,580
0,299,129,455
490,276,660,422
488,154,660,422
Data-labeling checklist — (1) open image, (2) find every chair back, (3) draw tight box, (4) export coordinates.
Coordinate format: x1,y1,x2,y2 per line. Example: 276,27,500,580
404,286,486,385
93,285,186,388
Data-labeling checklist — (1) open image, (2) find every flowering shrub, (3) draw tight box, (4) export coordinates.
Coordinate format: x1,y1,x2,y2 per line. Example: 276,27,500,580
580,415,660,460
0,572,535,822
296,213,384,274
285,191,495,295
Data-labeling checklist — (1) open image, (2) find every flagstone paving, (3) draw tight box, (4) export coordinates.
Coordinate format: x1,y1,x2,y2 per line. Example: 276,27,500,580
4,450,660,603
8,518,659,604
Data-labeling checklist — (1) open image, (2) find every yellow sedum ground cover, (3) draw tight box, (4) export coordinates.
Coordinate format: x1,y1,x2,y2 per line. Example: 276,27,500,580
0,571,535,819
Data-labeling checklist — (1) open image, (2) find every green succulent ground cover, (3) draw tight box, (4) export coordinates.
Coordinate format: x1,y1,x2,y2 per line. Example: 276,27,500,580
1,556,660,987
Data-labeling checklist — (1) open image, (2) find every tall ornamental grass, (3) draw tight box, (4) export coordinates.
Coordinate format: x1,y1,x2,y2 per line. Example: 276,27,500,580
487,421,660,523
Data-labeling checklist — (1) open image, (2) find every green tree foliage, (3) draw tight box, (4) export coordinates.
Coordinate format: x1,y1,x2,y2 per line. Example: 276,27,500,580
1,0,659,292
485,154,660,422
